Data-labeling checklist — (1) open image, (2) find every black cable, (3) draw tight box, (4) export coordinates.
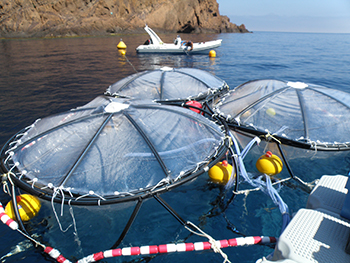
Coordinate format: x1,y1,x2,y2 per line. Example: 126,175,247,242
153,194,187,226
276,142,312,193
10,183,28,234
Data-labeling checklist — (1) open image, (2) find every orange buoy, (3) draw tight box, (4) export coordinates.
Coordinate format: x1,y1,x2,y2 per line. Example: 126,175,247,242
209,160,234,184
256,151,283,176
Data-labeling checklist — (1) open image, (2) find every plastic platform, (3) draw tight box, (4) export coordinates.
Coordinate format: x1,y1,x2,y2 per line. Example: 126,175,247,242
271,208,350,263
306,175,348,215
257,175,350,263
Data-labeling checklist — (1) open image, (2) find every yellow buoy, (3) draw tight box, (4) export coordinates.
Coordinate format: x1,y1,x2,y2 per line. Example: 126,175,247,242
209,160,234,184
5,194,41,221
117,39,127,49
118,49,126,56
209,50,216,58
256,151,283,176
266,108,276,117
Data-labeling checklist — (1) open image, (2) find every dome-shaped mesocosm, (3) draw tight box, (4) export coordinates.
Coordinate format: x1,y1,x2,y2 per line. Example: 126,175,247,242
2,96,229,205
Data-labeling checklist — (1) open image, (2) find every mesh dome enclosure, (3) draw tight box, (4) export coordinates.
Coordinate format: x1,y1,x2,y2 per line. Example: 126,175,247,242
1,96,229,205
104,67,228,103
215,79,350,151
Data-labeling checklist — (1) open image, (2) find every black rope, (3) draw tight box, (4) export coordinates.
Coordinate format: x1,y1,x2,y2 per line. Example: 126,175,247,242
222,212,245,237
276,142,312,193
10,184,27,233
153,194,187,226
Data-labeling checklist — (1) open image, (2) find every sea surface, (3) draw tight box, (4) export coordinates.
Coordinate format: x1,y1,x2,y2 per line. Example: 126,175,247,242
0,31,350,263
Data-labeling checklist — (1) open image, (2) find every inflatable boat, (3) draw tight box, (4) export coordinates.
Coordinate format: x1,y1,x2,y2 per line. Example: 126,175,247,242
136,25,222,54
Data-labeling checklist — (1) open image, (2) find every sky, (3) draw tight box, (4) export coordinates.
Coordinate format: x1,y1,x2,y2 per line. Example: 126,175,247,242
217,0,350,33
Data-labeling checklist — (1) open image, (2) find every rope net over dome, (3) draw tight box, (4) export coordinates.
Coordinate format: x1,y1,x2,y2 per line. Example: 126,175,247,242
1,96,229,205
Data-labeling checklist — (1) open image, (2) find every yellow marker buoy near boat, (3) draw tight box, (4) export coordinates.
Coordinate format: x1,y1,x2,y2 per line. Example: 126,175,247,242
117,39,127,49
209,50,216,58
209,160,233,184
5,194,41,221
256,151,283,176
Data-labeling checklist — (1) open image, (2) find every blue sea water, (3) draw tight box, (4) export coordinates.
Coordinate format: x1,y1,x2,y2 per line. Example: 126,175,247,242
0,31,350,263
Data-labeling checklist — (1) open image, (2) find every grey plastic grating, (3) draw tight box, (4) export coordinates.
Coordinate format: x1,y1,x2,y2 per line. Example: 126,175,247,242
306,175,348,215
272,209,350,263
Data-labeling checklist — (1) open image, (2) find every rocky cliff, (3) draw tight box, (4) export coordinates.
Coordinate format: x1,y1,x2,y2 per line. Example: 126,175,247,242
0,0,249,38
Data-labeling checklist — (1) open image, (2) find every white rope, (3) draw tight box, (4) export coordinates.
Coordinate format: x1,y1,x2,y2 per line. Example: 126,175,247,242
68,199,83,251
150,177,170,191
1,173,11,194
191,160,208,174
74,190,106,201
17,229,45,249
51,188,72,233
233,177,292,195
7,171,15,187
5,147,17,156
174,171,185,182
185,221,231,263
28,178,38,188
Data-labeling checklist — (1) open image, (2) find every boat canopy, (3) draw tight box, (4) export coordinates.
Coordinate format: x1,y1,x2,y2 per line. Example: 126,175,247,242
215,79,350,150
2,96,228,205
105,67,228,103
144,25,163,45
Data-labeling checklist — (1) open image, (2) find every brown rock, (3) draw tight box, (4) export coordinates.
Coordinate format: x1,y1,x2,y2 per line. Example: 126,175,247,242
0,0,250,38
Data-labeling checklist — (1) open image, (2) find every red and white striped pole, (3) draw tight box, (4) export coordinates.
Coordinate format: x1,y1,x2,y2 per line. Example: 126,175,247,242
44,247,72,263
0,202,18,230
0,202,71,263
77,236,277,263
0,202,277,263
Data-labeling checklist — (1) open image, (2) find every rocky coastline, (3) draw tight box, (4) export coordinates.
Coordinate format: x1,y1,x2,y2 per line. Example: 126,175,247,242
0,0,249,38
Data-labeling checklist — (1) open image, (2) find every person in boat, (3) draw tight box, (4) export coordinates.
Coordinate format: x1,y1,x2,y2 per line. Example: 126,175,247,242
143,39,153,45
185,41,193,51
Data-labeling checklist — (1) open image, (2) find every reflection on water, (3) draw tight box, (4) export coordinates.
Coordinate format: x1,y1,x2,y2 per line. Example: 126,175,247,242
0,34,223,146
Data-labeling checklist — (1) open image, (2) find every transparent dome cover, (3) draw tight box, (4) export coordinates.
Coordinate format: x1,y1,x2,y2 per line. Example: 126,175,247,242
105,67,228,102
215,79,350,150
3,96,227,204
